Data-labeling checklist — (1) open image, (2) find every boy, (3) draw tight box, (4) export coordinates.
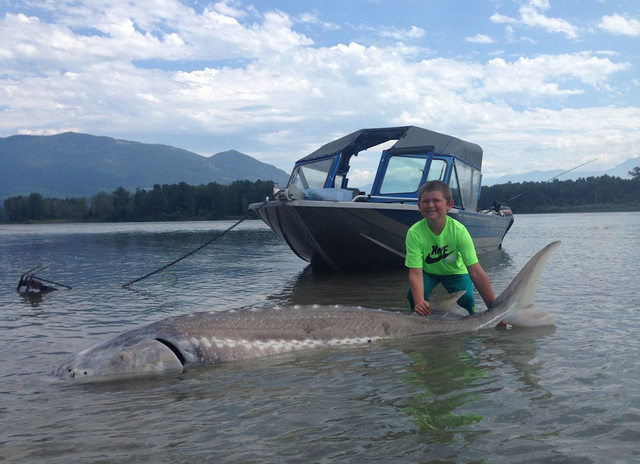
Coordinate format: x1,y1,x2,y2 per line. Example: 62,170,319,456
405,180,495,316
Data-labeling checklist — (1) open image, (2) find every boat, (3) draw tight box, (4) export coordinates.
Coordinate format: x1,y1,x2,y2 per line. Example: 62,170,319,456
249,126,514,270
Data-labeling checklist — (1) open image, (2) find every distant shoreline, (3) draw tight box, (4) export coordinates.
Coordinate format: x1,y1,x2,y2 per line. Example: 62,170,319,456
3,207,640,226
0,215,257,225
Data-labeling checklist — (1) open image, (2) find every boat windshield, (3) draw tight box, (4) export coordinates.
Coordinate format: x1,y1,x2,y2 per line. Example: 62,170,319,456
451,159,481,211
426,159,448,182
289,158,335,190
379,156,428,195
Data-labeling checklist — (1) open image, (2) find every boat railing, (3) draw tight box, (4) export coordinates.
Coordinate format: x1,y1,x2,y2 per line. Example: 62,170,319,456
353,195,418,204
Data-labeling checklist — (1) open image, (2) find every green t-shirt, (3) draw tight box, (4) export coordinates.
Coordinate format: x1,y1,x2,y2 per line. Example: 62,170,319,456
405,216,478,275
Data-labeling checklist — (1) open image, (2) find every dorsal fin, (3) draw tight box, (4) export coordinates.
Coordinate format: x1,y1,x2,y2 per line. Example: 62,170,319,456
429,291,469,316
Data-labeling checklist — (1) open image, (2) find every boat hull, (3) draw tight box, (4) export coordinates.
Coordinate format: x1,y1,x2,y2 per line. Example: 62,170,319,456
250,200,513,270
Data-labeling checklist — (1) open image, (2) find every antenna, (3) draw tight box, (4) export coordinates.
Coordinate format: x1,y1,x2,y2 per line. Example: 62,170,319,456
498,157,601,207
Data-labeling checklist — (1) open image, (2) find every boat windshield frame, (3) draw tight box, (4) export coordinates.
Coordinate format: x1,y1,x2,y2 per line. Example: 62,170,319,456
370,148,435,202
288,156,339,190
285,127,483,210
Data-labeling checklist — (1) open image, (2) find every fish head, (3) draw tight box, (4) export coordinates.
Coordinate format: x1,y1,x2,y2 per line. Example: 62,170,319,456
55,337,184,381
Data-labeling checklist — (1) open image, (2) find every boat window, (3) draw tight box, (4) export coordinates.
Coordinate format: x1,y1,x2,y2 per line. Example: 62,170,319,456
379,156,427,194
451,160,481,211
449,170,464,208
289,158,335,190
426,159,447,182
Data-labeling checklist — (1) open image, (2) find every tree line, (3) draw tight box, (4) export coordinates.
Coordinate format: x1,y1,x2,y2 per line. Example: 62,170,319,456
2,171,639,222
478,173,640,214
2,180,274,222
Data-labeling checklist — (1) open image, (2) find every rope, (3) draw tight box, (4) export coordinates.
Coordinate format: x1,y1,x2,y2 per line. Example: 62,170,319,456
121,199,268,289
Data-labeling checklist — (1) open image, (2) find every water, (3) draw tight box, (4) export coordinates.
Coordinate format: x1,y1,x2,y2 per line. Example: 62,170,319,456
1,213,639,463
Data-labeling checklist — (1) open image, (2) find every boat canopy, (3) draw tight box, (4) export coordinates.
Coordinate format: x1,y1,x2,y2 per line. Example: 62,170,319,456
298,126,483,170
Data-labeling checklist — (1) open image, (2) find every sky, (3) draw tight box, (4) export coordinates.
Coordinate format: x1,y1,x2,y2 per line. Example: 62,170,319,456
1,0,639,184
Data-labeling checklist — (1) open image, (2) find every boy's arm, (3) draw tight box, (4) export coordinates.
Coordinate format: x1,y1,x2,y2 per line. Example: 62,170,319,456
467,263,495,308
409,268,431,315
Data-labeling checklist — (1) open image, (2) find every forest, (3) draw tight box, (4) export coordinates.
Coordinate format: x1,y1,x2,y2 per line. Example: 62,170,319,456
477,172,640,213
2,170,639,223
1,180,274,223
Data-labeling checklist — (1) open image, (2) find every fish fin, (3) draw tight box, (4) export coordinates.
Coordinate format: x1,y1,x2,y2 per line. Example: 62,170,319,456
493,241,561,327
429,291,469,316
501,304,556,327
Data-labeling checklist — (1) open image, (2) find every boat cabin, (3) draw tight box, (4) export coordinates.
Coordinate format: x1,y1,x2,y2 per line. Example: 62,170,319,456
286,126,483,211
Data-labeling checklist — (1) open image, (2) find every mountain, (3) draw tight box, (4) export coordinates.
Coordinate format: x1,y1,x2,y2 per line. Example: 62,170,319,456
483,157,640,186
0,132,290,201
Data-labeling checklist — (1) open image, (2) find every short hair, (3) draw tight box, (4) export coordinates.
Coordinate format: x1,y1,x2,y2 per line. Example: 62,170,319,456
418,180,452,202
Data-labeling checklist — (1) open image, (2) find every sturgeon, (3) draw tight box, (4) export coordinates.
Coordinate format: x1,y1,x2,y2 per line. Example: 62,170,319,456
55,241,560,380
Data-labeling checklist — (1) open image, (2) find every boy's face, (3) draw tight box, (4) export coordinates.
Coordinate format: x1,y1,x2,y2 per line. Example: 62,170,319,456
418,190,454,220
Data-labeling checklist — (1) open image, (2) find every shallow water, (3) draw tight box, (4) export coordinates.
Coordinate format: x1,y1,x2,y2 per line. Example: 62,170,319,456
1,213,639,462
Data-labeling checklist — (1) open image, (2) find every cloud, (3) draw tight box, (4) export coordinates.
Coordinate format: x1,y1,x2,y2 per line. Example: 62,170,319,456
466,34,495,44
598,14,640,37
491,0,580,39
298,12,340,31
477,52,629,98
377,25,426,41
212,0,251,19
474,106,640,177
0,3,314,70
0,0,637,180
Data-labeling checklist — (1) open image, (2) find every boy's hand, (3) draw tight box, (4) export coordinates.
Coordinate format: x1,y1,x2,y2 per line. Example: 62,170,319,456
414,300,431,316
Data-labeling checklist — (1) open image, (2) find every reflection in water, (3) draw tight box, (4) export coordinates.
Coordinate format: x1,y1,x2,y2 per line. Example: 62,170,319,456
395,324,555,442
268,248,514,311
269,266,413,309
20,291,45,307
401,338,486,441
477,248,512,273
485,325,557,394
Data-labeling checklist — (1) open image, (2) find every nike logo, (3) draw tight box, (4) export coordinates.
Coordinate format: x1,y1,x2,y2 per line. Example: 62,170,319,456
424,251,453,264
424,245,454,265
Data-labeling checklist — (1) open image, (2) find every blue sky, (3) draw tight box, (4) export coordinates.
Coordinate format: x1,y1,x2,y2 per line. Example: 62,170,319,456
1,0,639,183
